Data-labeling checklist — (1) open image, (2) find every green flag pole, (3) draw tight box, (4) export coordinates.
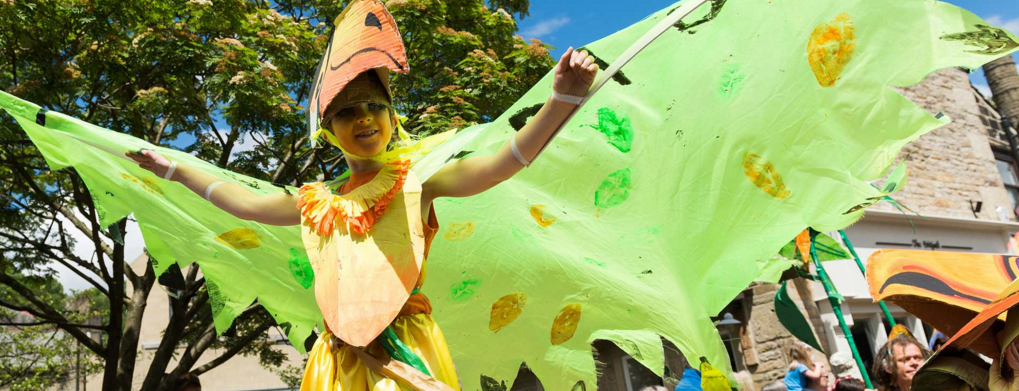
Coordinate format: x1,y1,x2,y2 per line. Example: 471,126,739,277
810,229,873,388
838,229,896,327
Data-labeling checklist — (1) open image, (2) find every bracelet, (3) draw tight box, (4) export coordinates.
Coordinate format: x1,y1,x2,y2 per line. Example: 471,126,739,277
551,91,584,105
164,161,178,181
510,136,531,167
204,181,226,202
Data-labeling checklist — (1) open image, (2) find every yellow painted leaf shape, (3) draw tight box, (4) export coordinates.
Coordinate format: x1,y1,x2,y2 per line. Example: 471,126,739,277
743,152,791,199
443,221,475,241
120,173,163,195
807,12,857,88
550,303,582,345
489,293,527,332
529,205,556,227
215,228,261,250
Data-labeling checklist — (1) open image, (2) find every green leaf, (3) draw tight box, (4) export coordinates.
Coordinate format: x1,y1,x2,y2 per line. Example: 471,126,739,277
813,232,850,262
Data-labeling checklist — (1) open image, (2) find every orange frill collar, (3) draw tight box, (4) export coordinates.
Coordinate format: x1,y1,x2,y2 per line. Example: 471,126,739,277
297,160,410,235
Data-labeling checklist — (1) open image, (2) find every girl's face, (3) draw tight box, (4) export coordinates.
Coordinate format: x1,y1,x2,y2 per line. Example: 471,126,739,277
329,102,396,158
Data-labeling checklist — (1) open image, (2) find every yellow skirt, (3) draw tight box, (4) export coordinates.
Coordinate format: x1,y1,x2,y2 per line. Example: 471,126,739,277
300,312,461,391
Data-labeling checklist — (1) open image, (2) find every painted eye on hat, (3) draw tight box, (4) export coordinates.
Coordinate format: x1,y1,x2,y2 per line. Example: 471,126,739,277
365,12,382,31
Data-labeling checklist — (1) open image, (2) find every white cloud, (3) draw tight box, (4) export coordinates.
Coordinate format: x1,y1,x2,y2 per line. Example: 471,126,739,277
974,83,993,98
520,16,571,39
51,211,144,293
985,15,1019,36
215,129,259,157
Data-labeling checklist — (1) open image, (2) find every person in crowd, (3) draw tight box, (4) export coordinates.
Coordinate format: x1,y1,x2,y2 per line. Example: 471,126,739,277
173,373,201,391
674,362,703,391
872,333,931,391
805,362,830,391
829,376,866,391
786,343,827,391
928,330,947,352
640,386,669,391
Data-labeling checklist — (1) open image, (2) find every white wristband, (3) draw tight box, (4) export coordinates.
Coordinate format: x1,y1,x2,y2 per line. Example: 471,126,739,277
551,91,584,105
510,136,531,167
204,181,226,202
164,161,178,181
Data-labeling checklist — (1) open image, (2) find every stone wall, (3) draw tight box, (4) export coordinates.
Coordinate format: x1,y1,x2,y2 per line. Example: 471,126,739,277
874,68,1013,221
741,280,829,390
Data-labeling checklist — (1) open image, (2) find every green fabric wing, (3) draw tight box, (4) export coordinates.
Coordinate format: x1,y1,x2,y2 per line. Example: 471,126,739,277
424,1,1019,390
0,91,322,353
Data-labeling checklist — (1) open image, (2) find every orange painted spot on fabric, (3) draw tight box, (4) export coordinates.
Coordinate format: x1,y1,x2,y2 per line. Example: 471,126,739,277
215,228,262,249
489,293,527,332
551,303,582,345
530,205,557,227
807,12,856,87
443,222,475,241
742,152,791,199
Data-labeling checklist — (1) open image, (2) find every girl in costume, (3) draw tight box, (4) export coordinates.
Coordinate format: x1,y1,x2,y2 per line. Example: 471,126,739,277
127,0,597,389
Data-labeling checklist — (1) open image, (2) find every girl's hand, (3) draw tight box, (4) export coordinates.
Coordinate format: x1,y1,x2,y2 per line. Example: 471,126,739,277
552,47,598,99
126,149,174,180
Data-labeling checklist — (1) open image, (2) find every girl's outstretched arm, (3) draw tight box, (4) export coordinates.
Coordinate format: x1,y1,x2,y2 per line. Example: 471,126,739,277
128,150,301,226
423,47,598,202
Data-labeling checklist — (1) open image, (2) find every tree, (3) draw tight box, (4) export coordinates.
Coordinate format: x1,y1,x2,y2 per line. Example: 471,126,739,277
0,275,103,391
0,0,553,390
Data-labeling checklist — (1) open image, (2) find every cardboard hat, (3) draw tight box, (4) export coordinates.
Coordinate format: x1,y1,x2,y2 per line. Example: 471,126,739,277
321,71,392,125
307,0,408,138
939,278,1019,365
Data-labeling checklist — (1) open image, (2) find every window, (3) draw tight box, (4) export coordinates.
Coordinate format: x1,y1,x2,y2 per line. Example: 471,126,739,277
975,95,1007,143
621,355,663,391
720,331,747,372
997,158,1019,217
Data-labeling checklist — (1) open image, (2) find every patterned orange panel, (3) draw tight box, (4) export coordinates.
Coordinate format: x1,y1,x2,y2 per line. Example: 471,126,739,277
940,278,1019,358
302,170,426,347
868,249,1019,353
309,0,408,122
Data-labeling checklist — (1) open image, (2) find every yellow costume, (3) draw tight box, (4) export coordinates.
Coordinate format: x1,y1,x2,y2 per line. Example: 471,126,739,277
297,0,462,388
298,160,461,390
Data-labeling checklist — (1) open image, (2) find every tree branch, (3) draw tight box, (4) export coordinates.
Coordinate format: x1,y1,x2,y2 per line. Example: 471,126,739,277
192,318,274,376
0,320,107,330
152,114,171,145
0,230,110,296
0,278,104,354
55,205,114,260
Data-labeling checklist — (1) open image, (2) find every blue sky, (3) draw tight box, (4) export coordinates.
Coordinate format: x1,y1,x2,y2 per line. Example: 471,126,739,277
517,0,1019,96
